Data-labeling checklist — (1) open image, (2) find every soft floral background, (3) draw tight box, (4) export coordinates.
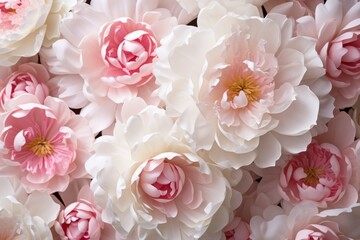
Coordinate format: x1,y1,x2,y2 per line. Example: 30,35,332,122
0,0,359,239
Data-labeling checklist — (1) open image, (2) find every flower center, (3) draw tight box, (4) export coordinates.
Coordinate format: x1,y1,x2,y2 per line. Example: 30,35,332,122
140,159,185,203
304,167,324,187
27,137,53,157
0,1,21,13
227,76,260,103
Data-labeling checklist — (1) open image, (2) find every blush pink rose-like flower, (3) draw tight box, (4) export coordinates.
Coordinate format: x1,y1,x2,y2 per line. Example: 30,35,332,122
86,104,239,239
250,202,359,239
41,0,193,134
53,179,118,240
297,0,360,108
0,0,79,66
0,62,50,111
278,112,360,209
0,96,94,193
223,217,251,240
55,200,102,240
265,0,322,20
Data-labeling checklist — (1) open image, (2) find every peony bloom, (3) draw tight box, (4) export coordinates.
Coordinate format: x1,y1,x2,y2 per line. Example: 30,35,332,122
154,0,326,169
0,0,79,66
0,176,60,240
0,95,94,193
0,62,50,111
250,202,358,239
54,182,116,240
86,104,239,239
222,217,251,240
175,0,268,16
297,0,360,108
41,0,193,133
265,0,322,19
279,112,360,209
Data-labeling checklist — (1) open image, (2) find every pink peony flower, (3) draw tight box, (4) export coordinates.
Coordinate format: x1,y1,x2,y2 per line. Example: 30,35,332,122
41,0,193,133
279,112,360,209
154,0,326,169
0,0,79,66
0,62,50,111
250,202,357,239
55,200,102,240
99,18,158,87
86,105,239,239
265,0,322,19
223,217,251,240
297,0,360,108
0,96,94,193
54,180,117,240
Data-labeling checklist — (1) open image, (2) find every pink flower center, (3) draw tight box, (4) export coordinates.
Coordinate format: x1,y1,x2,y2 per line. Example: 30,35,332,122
139,159,185,202
60,201,98,239
225,229,235,239
99,17,158,85
287,143,337,187
280,142,344,203
0,71,49,109
0,0,25,30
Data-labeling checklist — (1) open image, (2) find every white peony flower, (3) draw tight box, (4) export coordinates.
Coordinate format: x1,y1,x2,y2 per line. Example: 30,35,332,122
86,103,239,239
0,176,60,239
0,0,79,66
154,0,326,169
176,0,267,15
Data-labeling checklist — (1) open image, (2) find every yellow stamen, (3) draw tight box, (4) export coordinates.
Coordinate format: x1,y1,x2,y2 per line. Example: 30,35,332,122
27,137,53,157
304,167,324,187
227,76,260,103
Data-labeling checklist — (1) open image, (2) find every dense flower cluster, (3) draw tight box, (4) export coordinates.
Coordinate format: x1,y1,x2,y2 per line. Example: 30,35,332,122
0,0,359,239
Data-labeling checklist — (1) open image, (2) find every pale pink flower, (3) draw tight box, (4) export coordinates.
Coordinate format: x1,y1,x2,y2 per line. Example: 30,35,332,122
86,105,239,239
41,0,193,133
279,112,360,209
0,176,60,240
53,179,118,240
175,0,267,16
56,200,102,240
223,217,251,240
0,96,94,193
154,1,326,169
0,0,79,66
250,202,358,239
0,62,50,111
297,0,360,108
265,0,322,19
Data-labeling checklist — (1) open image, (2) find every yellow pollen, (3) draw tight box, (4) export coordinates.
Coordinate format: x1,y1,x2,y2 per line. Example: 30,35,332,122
304,167,324,187
27,137,53,157
227,76,260,103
